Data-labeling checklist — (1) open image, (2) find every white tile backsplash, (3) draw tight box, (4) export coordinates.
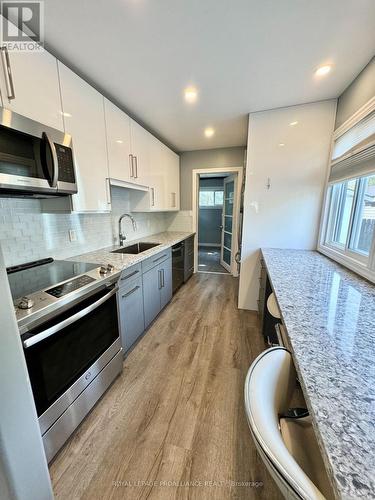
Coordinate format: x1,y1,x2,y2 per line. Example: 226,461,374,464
0,187,172,267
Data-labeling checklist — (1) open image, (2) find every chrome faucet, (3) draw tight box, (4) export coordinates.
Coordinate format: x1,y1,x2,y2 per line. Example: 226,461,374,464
118,213,137,246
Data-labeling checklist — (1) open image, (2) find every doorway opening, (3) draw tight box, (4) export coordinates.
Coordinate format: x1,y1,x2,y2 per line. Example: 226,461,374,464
192,167,242,277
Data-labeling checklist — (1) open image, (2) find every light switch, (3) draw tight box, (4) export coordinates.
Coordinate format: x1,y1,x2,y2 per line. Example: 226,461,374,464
69,229,77,242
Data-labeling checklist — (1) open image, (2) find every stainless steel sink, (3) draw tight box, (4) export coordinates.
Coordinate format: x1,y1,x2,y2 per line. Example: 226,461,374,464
111,242,160,255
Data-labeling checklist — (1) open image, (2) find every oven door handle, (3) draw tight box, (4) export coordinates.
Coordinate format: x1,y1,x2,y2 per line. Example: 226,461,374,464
23,286,118,349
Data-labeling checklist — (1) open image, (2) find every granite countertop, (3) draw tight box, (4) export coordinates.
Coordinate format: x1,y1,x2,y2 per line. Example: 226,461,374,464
261,248,375,500
69,231,195,271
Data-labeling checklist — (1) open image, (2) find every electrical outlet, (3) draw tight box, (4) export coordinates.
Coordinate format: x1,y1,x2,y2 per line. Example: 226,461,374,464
69,229,77,242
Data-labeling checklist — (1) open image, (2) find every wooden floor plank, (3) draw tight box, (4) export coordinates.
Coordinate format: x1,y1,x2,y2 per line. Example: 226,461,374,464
49,273,282,500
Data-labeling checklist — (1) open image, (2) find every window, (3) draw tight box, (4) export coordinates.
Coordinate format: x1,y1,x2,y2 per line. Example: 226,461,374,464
319,103,375,281
199,189,224,207
323,174,375,264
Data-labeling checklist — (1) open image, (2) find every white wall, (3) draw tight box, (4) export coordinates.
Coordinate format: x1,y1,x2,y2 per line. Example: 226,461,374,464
180,147,245,210
0,246,53,500
238,100,336,310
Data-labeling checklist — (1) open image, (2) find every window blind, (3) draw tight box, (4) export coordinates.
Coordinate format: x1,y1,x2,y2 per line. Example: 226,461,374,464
329,109,375,183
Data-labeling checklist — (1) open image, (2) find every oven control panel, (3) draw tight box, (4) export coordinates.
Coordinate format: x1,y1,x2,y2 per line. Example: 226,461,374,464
46,275,95,298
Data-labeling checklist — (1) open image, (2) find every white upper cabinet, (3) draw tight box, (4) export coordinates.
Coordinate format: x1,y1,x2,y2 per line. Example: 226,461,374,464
163,146,180,210
0,16,63,130
58,62,110,212
148,135,167,210
104,99,133,183
130,119,151,187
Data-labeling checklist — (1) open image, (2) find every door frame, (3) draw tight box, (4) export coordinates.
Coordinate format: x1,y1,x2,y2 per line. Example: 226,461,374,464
192,166,243,277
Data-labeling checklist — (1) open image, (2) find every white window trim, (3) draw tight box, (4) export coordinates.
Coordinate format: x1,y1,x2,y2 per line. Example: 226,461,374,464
318,97,375,284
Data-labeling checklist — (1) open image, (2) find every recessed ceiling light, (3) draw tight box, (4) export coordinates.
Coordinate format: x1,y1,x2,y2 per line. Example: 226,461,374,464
116,139,123,144
289,121,298,126
278,143,285,147
204,127,215,138
61,112,72,117
184,87,198,103
315,64,332,77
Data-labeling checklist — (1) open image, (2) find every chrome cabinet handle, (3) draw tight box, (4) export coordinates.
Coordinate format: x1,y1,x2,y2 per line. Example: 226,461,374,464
161,269,165,287
172,192,176,207
121,285,140,299
0,46,15,100
151,187,155,206
129,154,134,178
134,156,138,178
153,254,167,264
158,269,162,289
121,269,139,281
23,287,118,349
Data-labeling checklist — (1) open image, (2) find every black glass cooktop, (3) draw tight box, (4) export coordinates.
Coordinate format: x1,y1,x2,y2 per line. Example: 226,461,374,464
7,258,99,300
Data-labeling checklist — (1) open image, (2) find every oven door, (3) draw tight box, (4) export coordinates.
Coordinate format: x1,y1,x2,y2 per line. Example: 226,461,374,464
22,285,120,419
0,123,58,193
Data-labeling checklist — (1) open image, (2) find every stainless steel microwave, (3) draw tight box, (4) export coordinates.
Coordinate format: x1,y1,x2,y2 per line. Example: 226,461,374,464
0,107,77,197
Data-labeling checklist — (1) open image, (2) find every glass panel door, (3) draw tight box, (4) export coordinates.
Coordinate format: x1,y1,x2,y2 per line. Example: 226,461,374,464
220,175,235,272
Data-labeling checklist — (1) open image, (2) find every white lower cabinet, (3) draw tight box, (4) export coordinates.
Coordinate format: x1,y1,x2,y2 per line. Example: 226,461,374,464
58,62,111,212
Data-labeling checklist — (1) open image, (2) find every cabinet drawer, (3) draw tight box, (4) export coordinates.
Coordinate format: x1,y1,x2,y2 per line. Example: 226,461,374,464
142,247,171,273
117,277,145,352
118,263,142,288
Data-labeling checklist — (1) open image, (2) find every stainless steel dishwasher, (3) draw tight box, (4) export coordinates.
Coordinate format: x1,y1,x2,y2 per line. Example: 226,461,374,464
172,241,185,293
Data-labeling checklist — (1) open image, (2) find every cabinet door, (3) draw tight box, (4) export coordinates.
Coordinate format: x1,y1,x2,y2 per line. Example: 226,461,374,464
163,146,180,210
142,265,161,328
58,62,110,212
148,135,167,210
117,277,145,352
159,257,172,310
104,99,133,183
0,16,63,130
130,119,151,187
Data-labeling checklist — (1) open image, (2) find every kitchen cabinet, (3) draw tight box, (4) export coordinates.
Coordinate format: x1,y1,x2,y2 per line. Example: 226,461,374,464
163,146,180,210
130,139,180,212
0,16,64,130
130,119,151,187
159,257,172,309
117,276,145,352
142,255,172,328
58,62,111,212
104,99,133,183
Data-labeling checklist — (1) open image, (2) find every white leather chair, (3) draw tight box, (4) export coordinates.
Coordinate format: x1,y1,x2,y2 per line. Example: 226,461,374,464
267,292,281,319
244,347,334,500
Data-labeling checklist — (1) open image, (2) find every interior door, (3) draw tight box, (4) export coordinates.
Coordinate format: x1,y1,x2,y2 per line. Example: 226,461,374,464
220,175,236,272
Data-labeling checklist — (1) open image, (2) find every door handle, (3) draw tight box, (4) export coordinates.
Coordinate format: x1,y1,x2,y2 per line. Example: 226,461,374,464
121,285,140,299
161,269,165,288
0,46,15,100
134,156,138,178
158,269,162,289
151,187,155,206
42,132,58,188
129,154,134,178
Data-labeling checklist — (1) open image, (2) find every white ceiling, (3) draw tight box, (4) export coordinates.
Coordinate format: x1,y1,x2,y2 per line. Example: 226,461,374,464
43,0,375,152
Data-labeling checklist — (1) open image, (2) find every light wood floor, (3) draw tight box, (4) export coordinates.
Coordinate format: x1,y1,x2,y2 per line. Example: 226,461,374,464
50,273,282,500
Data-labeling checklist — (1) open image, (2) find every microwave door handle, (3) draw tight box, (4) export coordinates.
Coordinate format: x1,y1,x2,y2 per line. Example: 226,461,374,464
0,46,15,100
23,286,118,349
42,132,58,188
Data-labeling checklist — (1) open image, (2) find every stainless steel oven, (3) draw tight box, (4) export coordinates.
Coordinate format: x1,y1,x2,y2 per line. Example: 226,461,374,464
21,283,123,462
0,106,77,197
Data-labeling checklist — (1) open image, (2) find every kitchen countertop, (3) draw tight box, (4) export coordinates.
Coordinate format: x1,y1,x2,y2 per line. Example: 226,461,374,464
261,248,375,500
69,231,195,271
